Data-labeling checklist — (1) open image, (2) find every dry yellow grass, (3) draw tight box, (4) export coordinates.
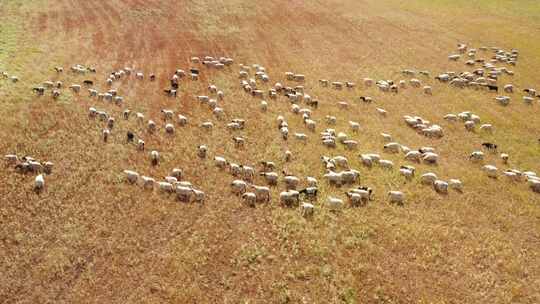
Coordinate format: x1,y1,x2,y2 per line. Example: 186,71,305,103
1,0,540,303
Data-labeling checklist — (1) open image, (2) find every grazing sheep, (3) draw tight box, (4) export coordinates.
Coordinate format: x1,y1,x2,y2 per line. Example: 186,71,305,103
214,156,228,169
147,120,157,133
176,186,193,202
479,124,493,133
434,180,449,194
306,176,318,187
34,174,45,192
284,150,292,162
201,122,214,130
376,108,387,117
69,84,81,93
405,151,422,163
250,185,271,202
379,159,394,169
300,202,314,218
165,123,175,134
482,165,498,178
381,133,392,142
448,179,463,192
421,172,438,185
326,197,344,211
137,139,145,151
500,153,509,164
197,145,208,159
423,86,432,95
422,152,439,164
150,150,160,166
158,182,174,193
231,180,248,195
141,176,155,190
349,121,360,132
260,172,279,185
359,154,373,167
4,154,18,164
388,191,404,205
102,129,110,143
280,190,300,207
383,142,401,153
241,192,257,207
399,167,415,181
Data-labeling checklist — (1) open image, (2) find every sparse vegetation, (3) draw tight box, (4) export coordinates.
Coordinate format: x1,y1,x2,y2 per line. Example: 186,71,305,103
1,0,539,303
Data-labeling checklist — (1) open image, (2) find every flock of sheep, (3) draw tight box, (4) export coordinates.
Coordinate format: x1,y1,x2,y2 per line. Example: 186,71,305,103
3,43,540,216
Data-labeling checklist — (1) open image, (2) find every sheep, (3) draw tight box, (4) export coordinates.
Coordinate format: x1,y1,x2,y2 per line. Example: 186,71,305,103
136,113,145,124
326,197,344,211
176,114,188,126
343,140,358,150
348,189,371,205
448,54,461,61
102,129,110,143
409,79,421,87
479,124,493,133
422,152,439,164
363,78,374,87
283,175,300,190
300,202,315,218
444,114,458,122
197,145,208,159
376,108,387,117
231,180,248,195
69,84,81,93
341,169,360,184
175,186,193,202
284,150,292,162
214,156,228,169
500,153,509,164
421,172,438,185
433,180,449,194
405,151,422,163
345,192,363,207
324,171,343,185
241,192,257,207
423,86,432,95
201,122,214,130
150,150,160,166
260,172,279,185
260,100,268,112
523,96,534,104
192,189,205,204
349,121,360,132
164,123,175,134
34,174,45,192
482,165,498,178
482,142,498,151
158,182,174,193
503,170,521,182
260,161,276,172
381,133,392,142
250,185,271,202
399,167,415,181
388,191,404,205
495,96,510,106
294,133,308,142
359,154,373,168
448,179,463,192
165,176,178,185
383,142,401,154
137,139,145,151
379,159,394,169
332,81,343,90
529,180,540,193
306,177,318,188
504,84,514,93
4,154,18,164
147,120,157,134
280,190,300,207
141,176,155,190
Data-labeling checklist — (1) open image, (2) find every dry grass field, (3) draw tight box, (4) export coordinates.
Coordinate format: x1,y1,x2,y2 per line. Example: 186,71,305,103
1,0,540,303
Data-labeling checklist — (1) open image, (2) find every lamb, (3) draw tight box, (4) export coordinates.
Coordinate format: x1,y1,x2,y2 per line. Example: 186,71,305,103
193,189,206,204
34,174,45,192
388,191,404,205
348,188,371,205
150,150,160,166
326,197,344,211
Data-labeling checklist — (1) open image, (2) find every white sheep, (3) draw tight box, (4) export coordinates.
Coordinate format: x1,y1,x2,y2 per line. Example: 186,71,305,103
349,121,360,132
231,180,248,195
150,150,160,166
326,197,344,211
123,170,140,184
448,179,463,192
176,186,193,202
158,182,174,193
261,172,279,185
422,152,439,164
500,153,509,164
306,176,318,187
165,123,175,134
469,151,484,162
137,139,145,151
381,133,392,142
482,165,498,178
140,176,155,190
379,159,394,169
479,124,493,133
421,172,438,185
434,180,449,194
388,191,404,204
405,151,422,163
34,174,45,192
251,185,271,202
241,192,257,207
383,142,401,153
376,108,387,117
300,202,314,218
214,156,228,169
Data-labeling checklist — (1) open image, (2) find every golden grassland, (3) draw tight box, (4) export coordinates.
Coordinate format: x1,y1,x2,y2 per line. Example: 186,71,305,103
1,0,539,303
